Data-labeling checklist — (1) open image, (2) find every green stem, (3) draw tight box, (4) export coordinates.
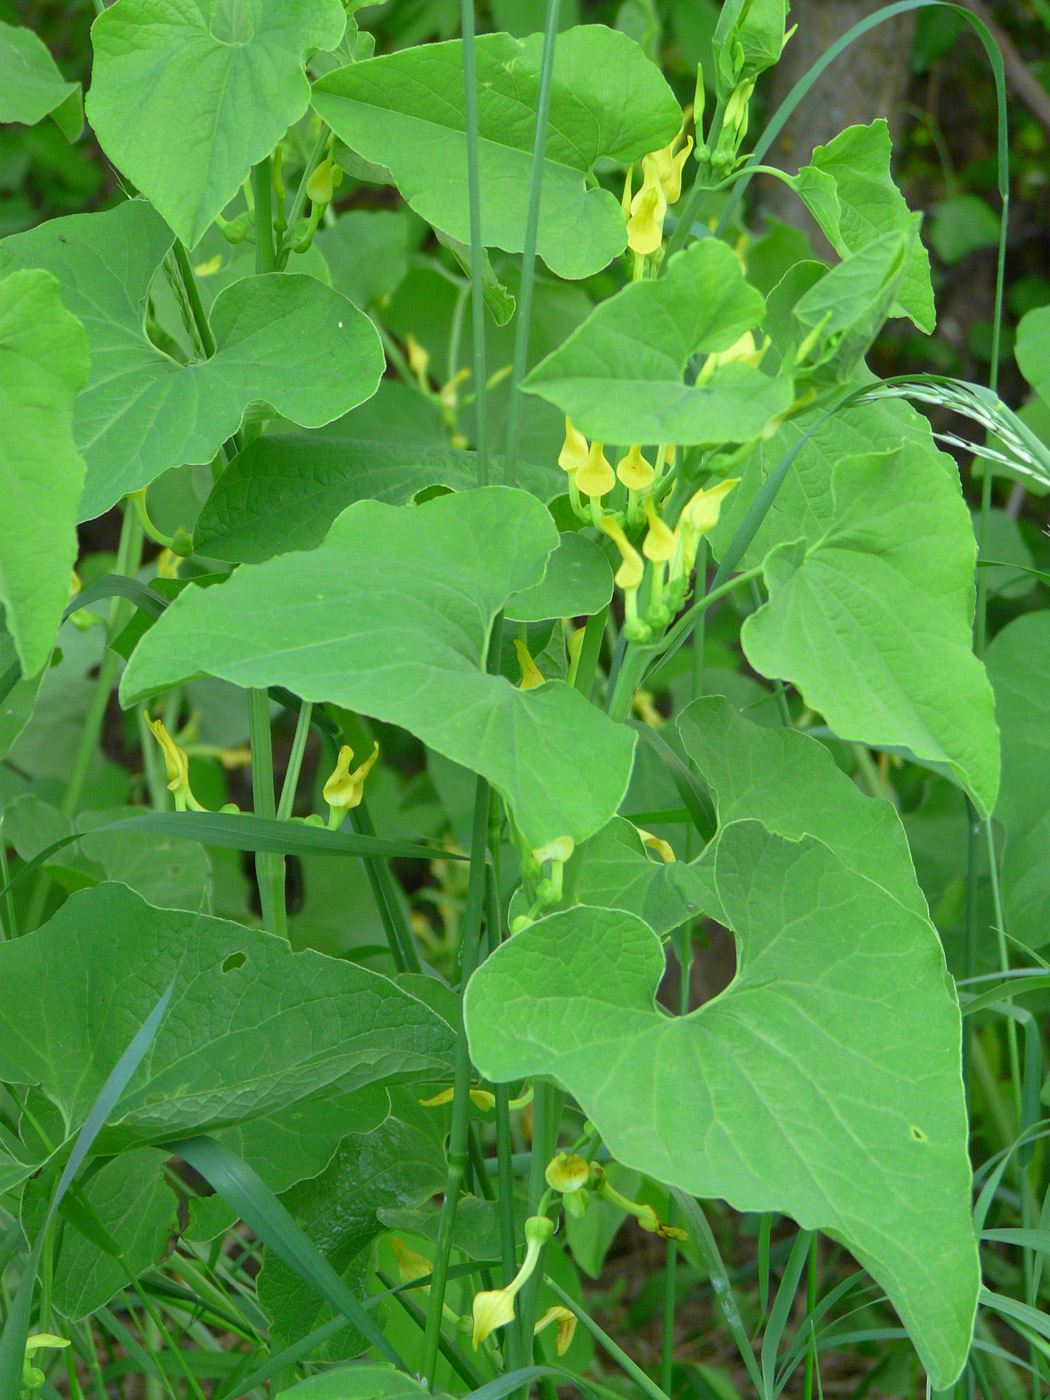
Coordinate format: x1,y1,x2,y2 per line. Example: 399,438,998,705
24,508,144,931
0,825,16,939
248,689,286,938
459,0,489,486
421,776,492,1387
517,1082,560,1375
253,157,275,273
660,1203,678,1394
376,1272,488,1391
172,241,217,358
571,606,607,702
802,1236,818,1400
350,800,423,974
276,701,312,822
276,127,329,271
63,507,144,819
543,1277,673,1400
503,0,561,487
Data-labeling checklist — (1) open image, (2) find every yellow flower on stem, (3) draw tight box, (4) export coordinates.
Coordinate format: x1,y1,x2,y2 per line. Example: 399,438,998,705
642,499,676,563
390,1238,432,1287
557,416,590,520
558,416,589,473
472,1215,554,1348
626,153,667,257
599,517,644,592
419,1084,497,1111
323,742,379,828
650,127,695,204
545,1152,589,1194
600,516,650,642
616,444,655,493
514,638,545,690
405,333,431,390
593,1168,688,1241
534,1305,577,1356
145,716,205,812
638,828,676,863
576,440,614,500
678,479,739,574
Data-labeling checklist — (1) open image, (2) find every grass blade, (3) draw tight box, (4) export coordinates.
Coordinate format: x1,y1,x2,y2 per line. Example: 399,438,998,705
0,809,455,901
172,1134,406,1370
503,0,561,487
0,982,173,1400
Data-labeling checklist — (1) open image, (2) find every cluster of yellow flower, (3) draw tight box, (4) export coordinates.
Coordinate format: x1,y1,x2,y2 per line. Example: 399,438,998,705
558,417,737,643
623,122,694,263
467,1150,689,1352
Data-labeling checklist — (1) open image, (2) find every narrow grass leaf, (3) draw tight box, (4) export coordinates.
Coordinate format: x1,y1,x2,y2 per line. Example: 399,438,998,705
171,1136,405,1369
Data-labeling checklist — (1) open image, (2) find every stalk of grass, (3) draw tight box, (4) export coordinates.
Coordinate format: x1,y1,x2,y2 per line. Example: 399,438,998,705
502,0,561,488
459,0,489,487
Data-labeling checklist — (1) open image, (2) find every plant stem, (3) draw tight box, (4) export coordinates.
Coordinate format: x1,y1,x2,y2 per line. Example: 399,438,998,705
571,606,608,702
253,157,275,273
503,0,560,487
276,701,312,822
172,241,217,358
459,0,489,486
64,507,145,819
543,1277,673,1400
276,127,329,270
660,1204,678,1394
349,799,423,973
248,689,286,938
420,775,491,1387
0,828,16,940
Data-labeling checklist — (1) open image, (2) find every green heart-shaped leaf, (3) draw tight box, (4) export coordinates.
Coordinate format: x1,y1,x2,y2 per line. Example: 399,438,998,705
743,446,999,816
0,201,384,520
312,25,681,281
466,817,977,1389
523,240,791,444
86,0,345,248
121,487,636,847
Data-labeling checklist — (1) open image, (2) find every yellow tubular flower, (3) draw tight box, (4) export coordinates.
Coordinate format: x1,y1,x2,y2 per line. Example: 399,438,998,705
405,333,430,389
558,416,589,473
651,132,695,204
599,517,644,591
632,691,665,728
545,1152,589,1194
576,440,614,499
323,742,379,826
616,444,655,492
638,828,676,863
306,155,336,206
419,1086,496,1111
145,716,204,812
390,1238,432,1286
439,366,471,411
626,154,667,256
534,1305,577,1356
472,1216,554,1348
531,836,574,866
595,1174,688,1241
682,478,739,537
642,499,676,563
514,638,545,690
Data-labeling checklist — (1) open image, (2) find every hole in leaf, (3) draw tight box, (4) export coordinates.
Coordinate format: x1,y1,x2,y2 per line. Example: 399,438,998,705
221,952,246,973
910,1125,927,1142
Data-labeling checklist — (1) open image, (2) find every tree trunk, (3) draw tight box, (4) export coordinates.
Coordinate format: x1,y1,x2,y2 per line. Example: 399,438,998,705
758,0,916,242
